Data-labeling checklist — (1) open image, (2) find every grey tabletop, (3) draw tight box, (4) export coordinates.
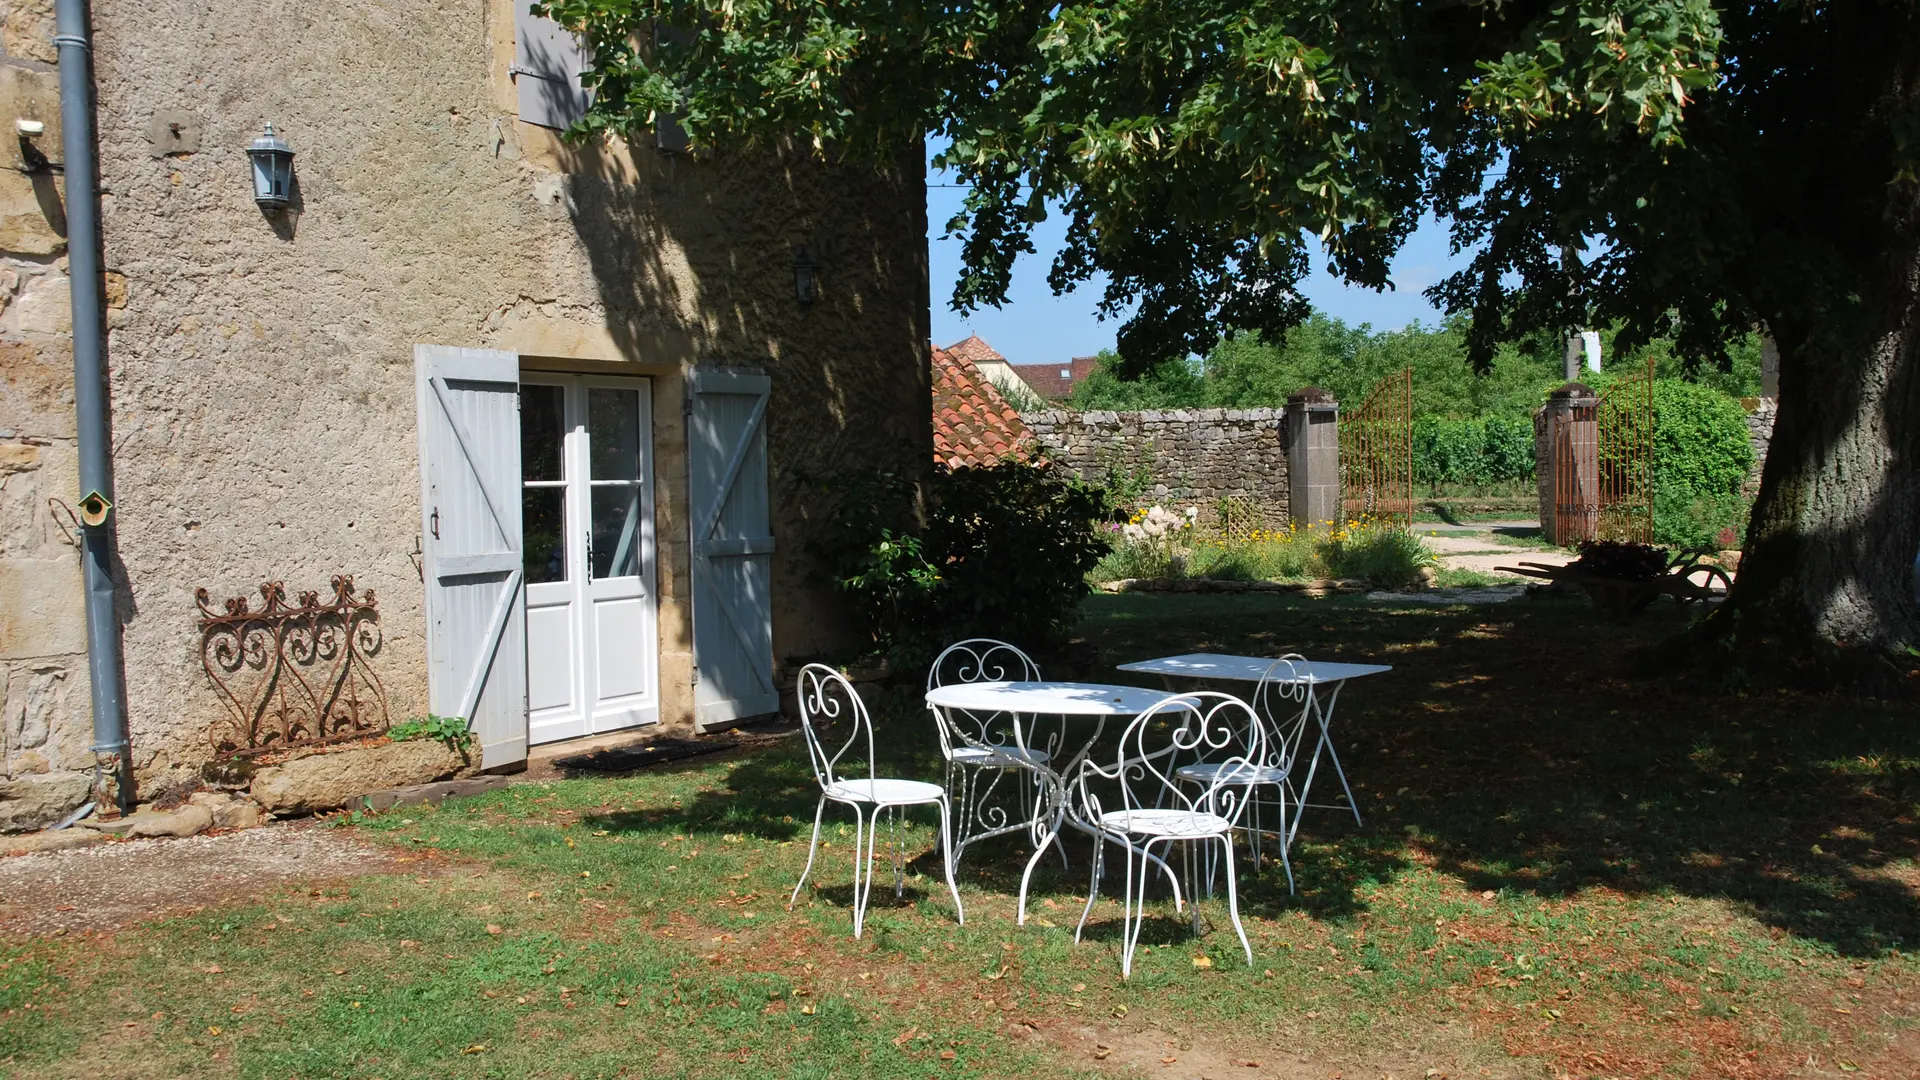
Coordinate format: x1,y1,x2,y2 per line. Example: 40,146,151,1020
924,680,1190,716
1116,653,1392,684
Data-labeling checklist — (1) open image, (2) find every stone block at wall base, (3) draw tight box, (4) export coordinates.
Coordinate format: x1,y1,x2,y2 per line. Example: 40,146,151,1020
362,775,510,812
249,739,474,815
2,827,107,855
0,770,90,832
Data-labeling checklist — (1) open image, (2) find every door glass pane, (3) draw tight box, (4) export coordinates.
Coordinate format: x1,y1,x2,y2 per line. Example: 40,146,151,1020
591,485,641,579
523,488,567,583
521,384,565,482
587,387,641,481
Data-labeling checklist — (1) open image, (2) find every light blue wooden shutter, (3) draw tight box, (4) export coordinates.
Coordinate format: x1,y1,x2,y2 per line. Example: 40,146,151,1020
688,367,777,728
513,0,591,130
415,346,528,769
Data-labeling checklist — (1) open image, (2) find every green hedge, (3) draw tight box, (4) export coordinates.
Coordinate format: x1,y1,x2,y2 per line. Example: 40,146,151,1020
1413,415,1535,488
1651,379,1754,549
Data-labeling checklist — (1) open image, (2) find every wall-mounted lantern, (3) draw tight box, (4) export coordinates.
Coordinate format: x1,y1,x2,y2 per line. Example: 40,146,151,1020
793,247,819,306
246,122,295,211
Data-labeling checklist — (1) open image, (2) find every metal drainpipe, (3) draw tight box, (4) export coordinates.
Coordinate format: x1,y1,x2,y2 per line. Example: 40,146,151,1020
54,0,132,813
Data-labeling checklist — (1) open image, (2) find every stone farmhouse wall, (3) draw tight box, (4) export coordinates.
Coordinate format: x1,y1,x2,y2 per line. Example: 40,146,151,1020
1023,408,1289,524
0,0,928,824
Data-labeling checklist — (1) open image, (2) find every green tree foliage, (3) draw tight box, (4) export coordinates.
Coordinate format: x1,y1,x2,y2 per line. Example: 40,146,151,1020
1413,416,1536,489
544,0,1920,669
1650,379,1754,550
1069,314,1761,418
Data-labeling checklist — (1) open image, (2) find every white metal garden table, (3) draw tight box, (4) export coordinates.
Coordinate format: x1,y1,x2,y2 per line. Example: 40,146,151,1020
1115,653,1390,844
922,680,1192,925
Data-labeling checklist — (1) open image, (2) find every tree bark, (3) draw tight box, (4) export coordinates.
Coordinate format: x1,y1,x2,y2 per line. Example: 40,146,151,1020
1704,265,1920,692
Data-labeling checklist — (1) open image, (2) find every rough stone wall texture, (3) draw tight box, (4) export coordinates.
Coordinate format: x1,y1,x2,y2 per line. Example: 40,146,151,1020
0,0,928,813
1744,398,1776,498
0,7,95,826
1023,408,1289,524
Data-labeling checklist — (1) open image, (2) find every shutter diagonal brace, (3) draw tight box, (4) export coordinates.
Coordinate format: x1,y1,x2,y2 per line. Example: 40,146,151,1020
691,555,775,697
459,567,524,724
430,375,515,550
692,383,775,703
694,391,770,550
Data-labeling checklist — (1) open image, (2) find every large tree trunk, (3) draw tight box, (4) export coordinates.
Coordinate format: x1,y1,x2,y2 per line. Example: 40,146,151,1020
1705,269,1920,693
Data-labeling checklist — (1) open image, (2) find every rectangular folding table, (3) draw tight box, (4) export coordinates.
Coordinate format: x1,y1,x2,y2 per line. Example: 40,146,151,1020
1114,653,1390,843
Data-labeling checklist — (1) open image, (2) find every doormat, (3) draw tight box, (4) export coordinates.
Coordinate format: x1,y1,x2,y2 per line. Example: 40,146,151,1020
552,737,737,773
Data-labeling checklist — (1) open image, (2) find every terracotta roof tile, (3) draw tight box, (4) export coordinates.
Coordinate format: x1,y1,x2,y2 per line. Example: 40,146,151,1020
931,342,1038,468
943,334,1007,369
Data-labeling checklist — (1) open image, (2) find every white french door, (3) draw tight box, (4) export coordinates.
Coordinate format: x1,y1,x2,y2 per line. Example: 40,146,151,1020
520,374,659,744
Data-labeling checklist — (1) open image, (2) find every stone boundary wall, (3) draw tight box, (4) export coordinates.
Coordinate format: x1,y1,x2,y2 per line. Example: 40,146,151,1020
1745,398,1776,497
1023,408,1289,523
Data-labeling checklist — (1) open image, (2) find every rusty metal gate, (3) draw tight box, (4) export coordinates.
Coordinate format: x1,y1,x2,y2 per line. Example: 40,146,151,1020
1595,359,1655,543
1340,367,1413,526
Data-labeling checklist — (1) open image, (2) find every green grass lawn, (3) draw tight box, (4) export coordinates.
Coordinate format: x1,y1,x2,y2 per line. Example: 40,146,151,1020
4,592,1918,1079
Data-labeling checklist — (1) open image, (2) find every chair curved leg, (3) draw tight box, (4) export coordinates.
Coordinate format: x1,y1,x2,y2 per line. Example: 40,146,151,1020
789,795,828,910
1074,837,1105,944
1120,837,1156,980
936,796,965,926
850,804,873,939
1220,833,1253,967
1276,786,1297,895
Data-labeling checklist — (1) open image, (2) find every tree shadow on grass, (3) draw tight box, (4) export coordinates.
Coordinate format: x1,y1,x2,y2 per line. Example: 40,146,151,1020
581,591,1919,956
1076,591,1920,957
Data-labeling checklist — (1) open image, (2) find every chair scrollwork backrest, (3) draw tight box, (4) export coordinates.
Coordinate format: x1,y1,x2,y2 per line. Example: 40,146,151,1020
1076,692,1265,830
795,663,875,792
1248,653,1312,776
925,638,1042,760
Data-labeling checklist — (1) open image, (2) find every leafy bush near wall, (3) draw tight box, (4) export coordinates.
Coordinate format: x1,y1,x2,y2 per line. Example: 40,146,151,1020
824,464,1108,667
1413,415,1535,488
1651,379,1754,549
1091,515,1433,590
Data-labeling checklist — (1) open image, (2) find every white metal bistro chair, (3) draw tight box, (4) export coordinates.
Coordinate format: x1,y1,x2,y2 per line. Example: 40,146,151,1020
1073,692,1264,979
789,664,965,938
925,639,1060,867
1174,655,1312,893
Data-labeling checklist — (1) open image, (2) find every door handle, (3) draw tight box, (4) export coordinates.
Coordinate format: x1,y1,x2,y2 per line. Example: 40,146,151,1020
430,508,439,539
584,528,594,581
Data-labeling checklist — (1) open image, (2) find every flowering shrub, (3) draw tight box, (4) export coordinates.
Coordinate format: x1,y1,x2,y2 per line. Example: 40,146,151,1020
1092,513,1434,589
1100,504,1196,579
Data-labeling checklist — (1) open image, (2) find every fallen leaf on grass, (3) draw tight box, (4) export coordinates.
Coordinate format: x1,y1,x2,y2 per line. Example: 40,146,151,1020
462,1044,488,1055
799,1003,815,1015
485,924,503,935
941,1050,957,1061
1836,1061,1860,1073
1112,1004,1129,1018
1191,955,1213,969
892,1026,918,1047
1092,1046,1112,1060
203,964,224,974
1161,1055,1178,1064
615,999,630,1007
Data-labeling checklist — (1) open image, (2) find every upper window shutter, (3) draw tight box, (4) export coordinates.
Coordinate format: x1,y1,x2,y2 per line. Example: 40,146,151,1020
513,0,592,130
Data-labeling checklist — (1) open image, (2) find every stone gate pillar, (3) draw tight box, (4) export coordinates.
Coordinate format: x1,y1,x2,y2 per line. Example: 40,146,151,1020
1536,383,1599,544
1284,388,1340,527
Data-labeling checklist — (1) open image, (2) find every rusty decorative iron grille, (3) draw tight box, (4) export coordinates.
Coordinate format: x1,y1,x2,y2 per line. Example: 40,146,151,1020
1596,359,1656,543
1340,367,1414,526
197,576,390,756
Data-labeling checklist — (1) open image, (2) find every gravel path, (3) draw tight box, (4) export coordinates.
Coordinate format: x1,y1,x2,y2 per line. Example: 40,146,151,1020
0,822,408,937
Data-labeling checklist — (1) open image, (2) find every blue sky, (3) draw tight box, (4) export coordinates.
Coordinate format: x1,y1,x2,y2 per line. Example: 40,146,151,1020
927,162,1474,366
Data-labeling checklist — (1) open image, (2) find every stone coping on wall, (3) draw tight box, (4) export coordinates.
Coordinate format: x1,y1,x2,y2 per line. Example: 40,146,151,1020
1024,407,1283,426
